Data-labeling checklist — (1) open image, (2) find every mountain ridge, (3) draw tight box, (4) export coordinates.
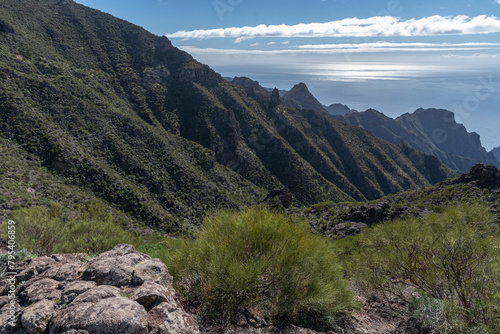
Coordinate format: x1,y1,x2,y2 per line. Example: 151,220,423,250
332,107,499,172
0,0,453,232
231,77,496,173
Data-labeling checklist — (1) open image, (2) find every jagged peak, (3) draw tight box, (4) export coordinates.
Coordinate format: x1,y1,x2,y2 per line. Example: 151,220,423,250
289,82,310,92
283,82,317,102
270,87,281,106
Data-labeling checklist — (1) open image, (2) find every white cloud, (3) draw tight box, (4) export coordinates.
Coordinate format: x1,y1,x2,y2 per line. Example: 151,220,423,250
297,42,500,51
167,15,500,40
282,41,290,45
177,42,500,56
267,41,276,45
442,53,500,58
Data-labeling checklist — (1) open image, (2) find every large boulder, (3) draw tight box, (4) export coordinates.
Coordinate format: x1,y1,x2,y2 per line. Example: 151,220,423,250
0,244,199,334
20,299,54,334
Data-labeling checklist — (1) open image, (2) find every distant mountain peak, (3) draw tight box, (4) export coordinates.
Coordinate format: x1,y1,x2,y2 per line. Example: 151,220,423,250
412,108,456,122
336,107,499,172
231,76,271,100
284,82,313,98
491,147,500,162
323,103,356,116
269,87,281,108
282,82,328,114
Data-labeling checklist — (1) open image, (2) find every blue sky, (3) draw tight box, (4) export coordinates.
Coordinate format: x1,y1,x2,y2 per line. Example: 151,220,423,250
75,0,500,150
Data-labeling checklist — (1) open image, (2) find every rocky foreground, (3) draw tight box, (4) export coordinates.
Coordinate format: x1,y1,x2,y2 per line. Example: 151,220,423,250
0,243,430,334
0,244,198,334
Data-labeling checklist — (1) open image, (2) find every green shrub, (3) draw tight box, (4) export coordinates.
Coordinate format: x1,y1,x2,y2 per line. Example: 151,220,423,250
137,238,183,267
2,202,138,256
169,207,355,328
55,218,136,255
349,204,500,332
54,202,138,255
6,204,64,255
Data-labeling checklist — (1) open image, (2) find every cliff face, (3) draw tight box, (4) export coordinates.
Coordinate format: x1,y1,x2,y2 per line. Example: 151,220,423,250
335,108,498,172
491,147,500,162
0,0,453,232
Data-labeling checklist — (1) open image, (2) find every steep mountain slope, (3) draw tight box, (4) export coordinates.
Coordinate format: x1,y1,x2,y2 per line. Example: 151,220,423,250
0,0,453,231
0,0,265,231
491,146,500,162
334,108,498,172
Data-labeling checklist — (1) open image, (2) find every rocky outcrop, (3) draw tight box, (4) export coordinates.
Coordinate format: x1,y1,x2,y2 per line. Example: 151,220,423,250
0,244,199,334
231,77,272,100
262,188,293,210
299,202,424,238
269,88,281,109
451,163,500,188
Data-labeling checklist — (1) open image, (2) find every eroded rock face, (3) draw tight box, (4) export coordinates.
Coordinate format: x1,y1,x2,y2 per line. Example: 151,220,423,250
0,244,199,334
453,163,500,188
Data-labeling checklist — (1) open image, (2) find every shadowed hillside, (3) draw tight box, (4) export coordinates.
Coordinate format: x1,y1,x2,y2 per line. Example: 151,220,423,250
334,108,498,172
0,0,453,232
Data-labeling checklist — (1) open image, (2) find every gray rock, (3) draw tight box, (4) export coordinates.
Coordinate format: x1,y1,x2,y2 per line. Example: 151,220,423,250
0,279,8,296
50,297,149,334
43,261,84,282
20,299,54,334
15,256,57,282
0,295,9,308
0,244,198,334
60,281,97,305
330,222,368,238
0,298,23,333
453,163,500,188
131,258,172,287
129,281,169,311
70,285,121,305
17,278,62,306
82,244,171,287
49,302,94,334
148,302,200,334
